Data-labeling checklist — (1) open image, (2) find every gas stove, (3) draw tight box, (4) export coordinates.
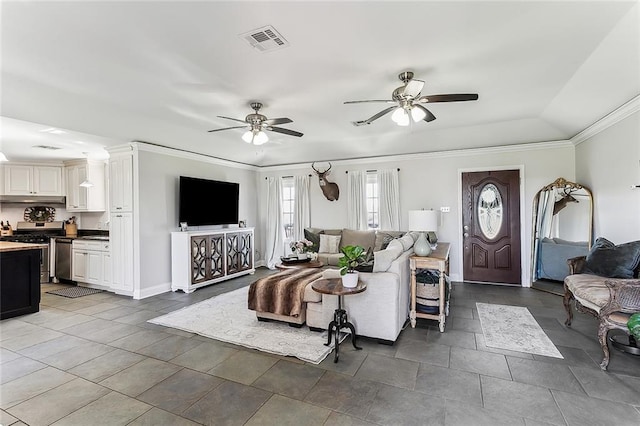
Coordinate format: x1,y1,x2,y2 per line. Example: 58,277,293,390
0,221,65,243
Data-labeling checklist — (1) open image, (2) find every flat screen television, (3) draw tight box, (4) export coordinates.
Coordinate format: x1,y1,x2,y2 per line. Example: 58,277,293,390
179,176,239,226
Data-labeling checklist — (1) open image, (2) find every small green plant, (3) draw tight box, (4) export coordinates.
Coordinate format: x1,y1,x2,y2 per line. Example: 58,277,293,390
628,313,640,342
337,245,366,276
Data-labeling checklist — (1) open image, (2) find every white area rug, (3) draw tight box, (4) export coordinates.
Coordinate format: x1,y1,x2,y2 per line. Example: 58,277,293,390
476,303,563,359
148,287,340,364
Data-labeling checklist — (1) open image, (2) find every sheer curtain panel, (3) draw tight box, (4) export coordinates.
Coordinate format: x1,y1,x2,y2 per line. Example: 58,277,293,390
293,175,311,241
347,170,368,230
378,169,400,231
265,177,284,269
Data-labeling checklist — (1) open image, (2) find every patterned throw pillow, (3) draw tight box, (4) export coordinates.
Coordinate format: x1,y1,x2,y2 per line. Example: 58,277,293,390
319,234,341,254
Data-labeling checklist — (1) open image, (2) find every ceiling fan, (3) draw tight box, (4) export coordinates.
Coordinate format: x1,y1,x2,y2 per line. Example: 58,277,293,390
344,71,478,127
208,102,303,145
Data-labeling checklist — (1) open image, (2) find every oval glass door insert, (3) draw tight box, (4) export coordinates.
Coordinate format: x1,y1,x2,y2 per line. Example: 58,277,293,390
478,183,503,239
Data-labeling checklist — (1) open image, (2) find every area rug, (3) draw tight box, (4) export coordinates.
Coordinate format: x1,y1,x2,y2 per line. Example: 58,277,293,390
148,287,343,364
46,286,104,298
476,303,563,358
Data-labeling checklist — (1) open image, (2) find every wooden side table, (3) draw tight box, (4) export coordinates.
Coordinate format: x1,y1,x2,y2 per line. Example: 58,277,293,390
311,278,366,363
409,242,450,332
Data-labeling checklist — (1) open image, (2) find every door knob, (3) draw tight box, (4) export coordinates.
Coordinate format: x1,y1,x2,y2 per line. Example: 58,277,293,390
464,232,469,237
464,225,469,230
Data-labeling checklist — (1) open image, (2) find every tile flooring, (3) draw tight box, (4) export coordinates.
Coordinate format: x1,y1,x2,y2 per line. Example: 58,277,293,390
2,270,640,425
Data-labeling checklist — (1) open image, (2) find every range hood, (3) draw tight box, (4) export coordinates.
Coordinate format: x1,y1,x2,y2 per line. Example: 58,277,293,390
0,195,67,205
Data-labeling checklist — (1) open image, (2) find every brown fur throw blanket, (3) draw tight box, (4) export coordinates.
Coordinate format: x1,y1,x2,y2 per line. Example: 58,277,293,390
248,268,323,317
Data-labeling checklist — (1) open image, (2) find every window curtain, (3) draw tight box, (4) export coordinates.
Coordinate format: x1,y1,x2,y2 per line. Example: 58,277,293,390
533,188,557,279
347,170,368,230
264,177,284,269
378,169,400,231
293,175,311,241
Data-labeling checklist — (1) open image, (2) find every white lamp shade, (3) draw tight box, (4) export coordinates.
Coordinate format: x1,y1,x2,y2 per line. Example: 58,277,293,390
253,131,268,145
241,131,254,143
0,152,8,162
391,107,410,126
410,106,426,122
408,210,438,232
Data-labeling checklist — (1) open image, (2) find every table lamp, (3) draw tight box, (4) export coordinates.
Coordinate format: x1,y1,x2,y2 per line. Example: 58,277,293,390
408,209,438,256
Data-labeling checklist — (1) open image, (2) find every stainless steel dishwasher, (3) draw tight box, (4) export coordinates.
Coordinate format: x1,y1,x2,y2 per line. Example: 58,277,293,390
54,237,74,282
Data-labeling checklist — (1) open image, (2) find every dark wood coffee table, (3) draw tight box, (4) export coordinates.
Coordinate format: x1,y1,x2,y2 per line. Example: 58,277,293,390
276,259,323,270
311,278,366,363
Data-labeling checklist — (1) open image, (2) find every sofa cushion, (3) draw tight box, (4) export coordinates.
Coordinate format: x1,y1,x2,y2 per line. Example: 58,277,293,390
399,234,415,251
304,228,322,252
319,234,341,254
583,238,640,278
564,274,610,312
373,242,403,272
322,229,343,236
340,229,376,251
374,231,405,251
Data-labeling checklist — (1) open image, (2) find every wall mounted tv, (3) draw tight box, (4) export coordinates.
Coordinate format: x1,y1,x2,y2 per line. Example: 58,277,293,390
179,176,239,226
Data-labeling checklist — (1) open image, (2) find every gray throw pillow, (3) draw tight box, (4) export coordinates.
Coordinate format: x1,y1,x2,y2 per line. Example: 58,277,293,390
374,231,405,251
583,238,640,278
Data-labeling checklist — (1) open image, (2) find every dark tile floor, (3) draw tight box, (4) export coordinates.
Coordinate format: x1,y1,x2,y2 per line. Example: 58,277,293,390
2,269,640,425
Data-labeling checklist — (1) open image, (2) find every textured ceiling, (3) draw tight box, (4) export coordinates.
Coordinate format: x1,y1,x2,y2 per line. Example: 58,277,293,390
1,1,638,166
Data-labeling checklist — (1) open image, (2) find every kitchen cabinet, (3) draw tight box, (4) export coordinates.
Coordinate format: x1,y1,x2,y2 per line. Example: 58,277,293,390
109,153,133,212
3,164,63,196
110,213,133,294
65,160,106,212
0,245,42,319
72,239,110,288
171,228,254,293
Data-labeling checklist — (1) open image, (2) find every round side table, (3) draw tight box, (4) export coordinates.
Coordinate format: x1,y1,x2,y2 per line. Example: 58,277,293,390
311,278,366,363
275,260,324,270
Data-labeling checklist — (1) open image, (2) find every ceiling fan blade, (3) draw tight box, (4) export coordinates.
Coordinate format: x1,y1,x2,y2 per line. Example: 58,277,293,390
267,126,304,137
264,117,293,126
351,105,396,126
216,115,248,124
207,125,248,133
414,104,436,122
403,79,424,97
417,93,479,103
344,100,396,104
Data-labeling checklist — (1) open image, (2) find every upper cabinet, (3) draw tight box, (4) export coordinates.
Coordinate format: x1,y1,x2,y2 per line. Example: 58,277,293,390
109,154,133,212
3,164,63,196
64,160,106,212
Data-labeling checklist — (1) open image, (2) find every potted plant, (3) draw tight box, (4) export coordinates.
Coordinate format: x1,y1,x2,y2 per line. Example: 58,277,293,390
337,245,366,288
289,239,313,259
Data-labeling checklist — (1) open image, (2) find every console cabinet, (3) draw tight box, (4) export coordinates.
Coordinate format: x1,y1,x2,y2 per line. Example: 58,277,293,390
171,228,254,293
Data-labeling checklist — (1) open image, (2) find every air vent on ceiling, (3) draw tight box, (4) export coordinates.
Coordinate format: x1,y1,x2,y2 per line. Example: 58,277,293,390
33,145,62,150
240,25,289,52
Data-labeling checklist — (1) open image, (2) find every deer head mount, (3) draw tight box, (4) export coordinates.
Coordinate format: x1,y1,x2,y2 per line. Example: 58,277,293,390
312,162,340,201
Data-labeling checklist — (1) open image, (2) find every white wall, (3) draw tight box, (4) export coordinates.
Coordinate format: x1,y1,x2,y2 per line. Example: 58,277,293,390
136,148,259,294
575,110,640,243
258,142,576,284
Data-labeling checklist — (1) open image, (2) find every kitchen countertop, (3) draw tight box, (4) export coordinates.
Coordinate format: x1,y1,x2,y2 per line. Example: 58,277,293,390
0,242,49,253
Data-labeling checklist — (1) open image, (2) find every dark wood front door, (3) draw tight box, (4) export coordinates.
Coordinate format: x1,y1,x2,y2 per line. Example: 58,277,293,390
462,170,521,284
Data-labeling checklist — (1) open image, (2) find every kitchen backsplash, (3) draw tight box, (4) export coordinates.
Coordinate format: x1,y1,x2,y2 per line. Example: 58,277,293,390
0,204,109,230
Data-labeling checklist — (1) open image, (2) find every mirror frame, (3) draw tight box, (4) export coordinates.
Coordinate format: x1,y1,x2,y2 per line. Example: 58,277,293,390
530,177,594,284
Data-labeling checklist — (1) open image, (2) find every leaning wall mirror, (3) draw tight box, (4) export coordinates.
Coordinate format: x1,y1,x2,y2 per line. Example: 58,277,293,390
531,177,593,294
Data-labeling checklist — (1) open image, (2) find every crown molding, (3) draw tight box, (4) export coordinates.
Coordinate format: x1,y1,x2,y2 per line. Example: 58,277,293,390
131,141,259,171
571,95,640,145
258,140,573,172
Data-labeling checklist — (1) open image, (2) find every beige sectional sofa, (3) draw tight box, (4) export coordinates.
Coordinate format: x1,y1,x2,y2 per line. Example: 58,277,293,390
302,228,417,343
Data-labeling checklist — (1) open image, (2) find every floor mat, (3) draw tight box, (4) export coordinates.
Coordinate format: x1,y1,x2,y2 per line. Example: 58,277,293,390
46,286,105,298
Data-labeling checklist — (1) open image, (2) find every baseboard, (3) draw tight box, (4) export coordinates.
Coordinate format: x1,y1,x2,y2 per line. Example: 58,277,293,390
135,282,171,300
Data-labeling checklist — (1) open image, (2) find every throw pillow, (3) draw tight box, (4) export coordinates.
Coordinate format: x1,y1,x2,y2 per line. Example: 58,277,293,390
304,228,321,252
319,234,341,254
374,231,405,251
583,238,640,278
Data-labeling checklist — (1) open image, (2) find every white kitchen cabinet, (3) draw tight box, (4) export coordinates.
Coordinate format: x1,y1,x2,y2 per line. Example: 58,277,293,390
3,164,63,196
72,239,110,288
65,160,106,212
110,213,133,294
109,154,133,212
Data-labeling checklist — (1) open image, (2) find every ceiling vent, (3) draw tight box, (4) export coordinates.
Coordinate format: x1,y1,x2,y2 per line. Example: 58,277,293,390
33,145,62,150
240,25,289,52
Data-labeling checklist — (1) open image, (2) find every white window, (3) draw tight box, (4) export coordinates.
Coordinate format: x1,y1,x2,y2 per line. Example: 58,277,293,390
366,172,379,230
282,177,295,239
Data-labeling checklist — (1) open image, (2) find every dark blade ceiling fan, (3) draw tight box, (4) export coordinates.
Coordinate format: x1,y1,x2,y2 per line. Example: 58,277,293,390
208,102,303,145
344,71,478,127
